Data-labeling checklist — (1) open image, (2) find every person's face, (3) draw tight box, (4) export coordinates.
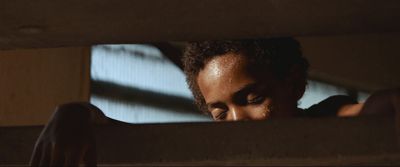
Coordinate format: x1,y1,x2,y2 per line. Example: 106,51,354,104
197,53,297,121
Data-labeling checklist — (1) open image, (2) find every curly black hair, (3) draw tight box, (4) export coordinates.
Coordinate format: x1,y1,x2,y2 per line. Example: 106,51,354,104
182,38,309,113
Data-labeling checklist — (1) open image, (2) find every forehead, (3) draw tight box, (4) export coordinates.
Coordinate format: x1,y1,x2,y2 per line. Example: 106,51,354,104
197,53,256,103
203,53,249,79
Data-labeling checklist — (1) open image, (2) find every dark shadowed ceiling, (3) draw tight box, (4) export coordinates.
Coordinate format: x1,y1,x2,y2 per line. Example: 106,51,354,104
0,0,399,91
1,0,400,49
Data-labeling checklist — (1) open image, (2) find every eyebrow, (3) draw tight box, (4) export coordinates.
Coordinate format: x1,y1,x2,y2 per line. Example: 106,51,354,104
207,102,227,111
206,83,259,110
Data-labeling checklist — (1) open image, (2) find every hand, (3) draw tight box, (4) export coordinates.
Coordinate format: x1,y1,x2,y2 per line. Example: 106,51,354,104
30,102,107,167
360,88,400,116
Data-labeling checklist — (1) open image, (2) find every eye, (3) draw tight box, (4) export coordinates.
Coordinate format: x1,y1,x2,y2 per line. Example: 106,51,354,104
211,109,228,121
247,94,265,104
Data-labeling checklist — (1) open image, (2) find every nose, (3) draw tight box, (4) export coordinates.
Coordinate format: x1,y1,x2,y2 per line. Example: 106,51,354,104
229,106,250,121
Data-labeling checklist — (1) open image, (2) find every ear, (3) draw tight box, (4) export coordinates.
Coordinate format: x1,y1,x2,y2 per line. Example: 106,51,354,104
285,64,307,101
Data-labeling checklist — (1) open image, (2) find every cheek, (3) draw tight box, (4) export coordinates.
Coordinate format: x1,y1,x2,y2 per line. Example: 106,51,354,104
248,99,272,120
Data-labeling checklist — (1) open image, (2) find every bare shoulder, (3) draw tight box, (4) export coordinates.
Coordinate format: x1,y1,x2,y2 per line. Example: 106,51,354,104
338,88,400,117
337,103,364,117
360,88,400,116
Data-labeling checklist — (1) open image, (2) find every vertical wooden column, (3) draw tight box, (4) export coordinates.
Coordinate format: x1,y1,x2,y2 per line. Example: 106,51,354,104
0,47,91,126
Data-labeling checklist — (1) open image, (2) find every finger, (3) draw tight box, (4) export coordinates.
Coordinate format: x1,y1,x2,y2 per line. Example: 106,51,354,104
50,142,65,166
38,143,52,167
29,141,43,167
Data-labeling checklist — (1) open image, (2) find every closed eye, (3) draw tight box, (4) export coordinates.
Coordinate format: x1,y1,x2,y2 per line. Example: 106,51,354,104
232,83,269,106
211,109,228,120
207,102,228,120
215,111,227,120
247,94,266,104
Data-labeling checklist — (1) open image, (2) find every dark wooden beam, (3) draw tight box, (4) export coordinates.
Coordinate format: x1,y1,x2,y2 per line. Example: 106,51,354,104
1,117,399,166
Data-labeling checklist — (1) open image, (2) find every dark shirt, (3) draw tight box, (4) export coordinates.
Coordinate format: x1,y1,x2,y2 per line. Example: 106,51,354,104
299,95,358,117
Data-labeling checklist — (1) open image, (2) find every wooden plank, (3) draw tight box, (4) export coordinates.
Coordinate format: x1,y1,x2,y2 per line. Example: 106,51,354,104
1,0,400,50
0,126,42,166
0,117,399,166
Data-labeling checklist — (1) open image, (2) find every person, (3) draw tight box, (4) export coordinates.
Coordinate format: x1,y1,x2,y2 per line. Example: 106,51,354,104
30,102,105,166
182,38,372,121
30,38,399,166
